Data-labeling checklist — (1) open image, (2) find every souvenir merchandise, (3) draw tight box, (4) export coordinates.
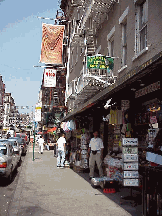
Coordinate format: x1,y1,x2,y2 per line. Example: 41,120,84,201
91,176,115,188
103,155,123,182
122,138,139,187
80,133,89,169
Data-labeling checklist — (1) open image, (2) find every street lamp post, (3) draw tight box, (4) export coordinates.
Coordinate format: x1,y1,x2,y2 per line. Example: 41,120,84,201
31,106,35,161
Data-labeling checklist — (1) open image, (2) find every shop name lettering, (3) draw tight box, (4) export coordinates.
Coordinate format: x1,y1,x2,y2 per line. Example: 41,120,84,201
45,72,55,77
135,81,160,98
87,56,113,69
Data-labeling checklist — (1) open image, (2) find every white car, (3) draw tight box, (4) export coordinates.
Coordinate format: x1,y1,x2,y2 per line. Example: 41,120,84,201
0,140,18,182
7,138,22,165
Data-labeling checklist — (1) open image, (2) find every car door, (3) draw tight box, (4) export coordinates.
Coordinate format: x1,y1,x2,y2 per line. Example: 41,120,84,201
6,145,13,175
13,141,20,165
9,145,17,170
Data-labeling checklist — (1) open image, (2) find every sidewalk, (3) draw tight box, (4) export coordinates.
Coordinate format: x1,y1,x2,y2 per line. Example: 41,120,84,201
8,146,140,216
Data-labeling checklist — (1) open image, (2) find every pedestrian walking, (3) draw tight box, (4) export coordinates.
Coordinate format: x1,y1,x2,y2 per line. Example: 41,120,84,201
88,131,104,179
38,136,44,154
65,140,71,162
56,133,66,168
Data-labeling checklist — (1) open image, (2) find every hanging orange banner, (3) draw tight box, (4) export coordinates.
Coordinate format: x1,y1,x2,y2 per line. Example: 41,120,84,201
40,23,65,65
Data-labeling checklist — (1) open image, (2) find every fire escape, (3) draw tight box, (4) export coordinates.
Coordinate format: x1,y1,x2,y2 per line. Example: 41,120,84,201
66,0,118,109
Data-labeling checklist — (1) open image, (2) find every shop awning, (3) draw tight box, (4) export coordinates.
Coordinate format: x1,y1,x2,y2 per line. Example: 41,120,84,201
61,50,162,122
47,127,57,133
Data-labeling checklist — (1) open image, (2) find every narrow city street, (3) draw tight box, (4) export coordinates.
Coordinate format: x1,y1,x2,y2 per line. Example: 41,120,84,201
1,1,162,215
5,146,142,216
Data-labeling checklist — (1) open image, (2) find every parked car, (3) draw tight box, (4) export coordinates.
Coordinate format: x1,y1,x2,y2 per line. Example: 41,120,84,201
0,139,18,182
9,137,27,156
21,138,27,155
15,133,28,143
7,138,22,165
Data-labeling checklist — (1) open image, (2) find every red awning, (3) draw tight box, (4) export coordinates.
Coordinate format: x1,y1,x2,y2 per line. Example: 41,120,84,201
47,127,57,133
37,131,43,135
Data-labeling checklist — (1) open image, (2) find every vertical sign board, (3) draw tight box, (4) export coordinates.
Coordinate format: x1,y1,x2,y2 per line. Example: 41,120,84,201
35,107,41,122
44,69,56,87
122,138,139,187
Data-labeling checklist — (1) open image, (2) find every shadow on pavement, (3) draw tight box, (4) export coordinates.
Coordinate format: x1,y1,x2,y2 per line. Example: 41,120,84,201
70,167,142,216
0,168,18,187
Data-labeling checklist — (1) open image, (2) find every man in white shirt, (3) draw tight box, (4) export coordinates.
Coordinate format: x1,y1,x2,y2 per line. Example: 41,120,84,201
88,131,104,179
38,136,44,154
56,133,66,168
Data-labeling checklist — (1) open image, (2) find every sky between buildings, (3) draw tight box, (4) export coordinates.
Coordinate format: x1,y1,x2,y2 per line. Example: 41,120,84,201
0,0,60,113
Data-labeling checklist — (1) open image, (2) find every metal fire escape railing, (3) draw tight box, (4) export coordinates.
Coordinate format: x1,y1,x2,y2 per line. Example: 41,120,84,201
66,0,118,107
79,0,117,33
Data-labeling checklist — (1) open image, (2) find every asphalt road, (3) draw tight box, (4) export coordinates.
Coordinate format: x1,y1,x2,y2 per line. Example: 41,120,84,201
0,155,26,216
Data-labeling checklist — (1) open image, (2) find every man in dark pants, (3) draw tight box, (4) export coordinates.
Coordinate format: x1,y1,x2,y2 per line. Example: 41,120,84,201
88,131,104,179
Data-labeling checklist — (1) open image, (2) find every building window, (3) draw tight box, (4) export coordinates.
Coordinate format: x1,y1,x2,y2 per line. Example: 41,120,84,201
107,26,115,58
135,0,148,54
121,22,127,66
119,6,129,68
89,17,93,29
110,39,114,57
76,46,78,62
71,50,73,67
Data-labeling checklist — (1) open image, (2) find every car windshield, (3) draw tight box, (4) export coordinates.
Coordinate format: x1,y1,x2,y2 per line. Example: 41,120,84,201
9,137,21,144
16,134,21,138
8,140,18,146
0,140,8,143
0,145,7,155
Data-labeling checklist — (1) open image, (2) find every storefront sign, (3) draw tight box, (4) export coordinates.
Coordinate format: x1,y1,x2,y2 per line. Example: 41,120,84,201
135,81,160,98
87,55,114,70
44,69,56,87
124,171,139,178
123,179,139,187
122,138,138,146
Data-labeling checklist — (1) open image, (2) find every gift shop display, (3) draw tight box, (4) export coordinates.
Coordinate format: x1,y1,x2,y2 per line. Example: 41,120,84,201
122,138,139,187
80,133,89,169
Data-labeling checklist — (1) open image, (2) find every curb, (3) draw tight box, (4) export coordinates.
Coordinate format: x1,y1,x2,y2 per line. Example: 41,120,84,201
7,147,31,216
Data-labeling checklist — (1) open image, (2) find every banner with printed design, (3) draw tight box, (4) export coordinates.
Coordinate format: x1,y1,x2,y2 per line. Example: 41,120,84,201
40,23,65,65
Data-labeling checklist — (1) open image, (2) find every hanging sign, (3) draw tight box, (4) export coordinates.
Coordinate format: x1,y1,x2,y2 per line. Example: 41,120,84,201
87,55,114,70
123,154,138,162
124,171,139,178
40,24,65,65
35,107,41,122
44,69,56,87
122,138,138,146
123,147,138,154
124,179,139,187
122,138,139,187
